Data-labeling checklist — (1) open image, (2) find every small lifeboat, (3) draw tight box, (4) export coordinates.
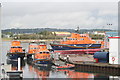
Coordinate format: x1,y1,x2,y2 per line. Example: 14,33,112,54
33,44,52,66
27,42,39,59
52,64,75,69
7,41,25,61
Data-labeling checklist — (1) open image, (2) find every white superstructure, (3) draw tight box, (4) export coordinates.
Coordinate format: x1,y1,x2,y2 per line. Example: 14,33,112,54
109,37,120,64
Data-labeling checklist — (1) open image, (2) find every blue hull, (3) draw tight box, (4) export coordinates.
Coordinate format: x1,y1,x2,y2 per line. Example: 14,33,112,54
34,59,52,64
7,53,25,60
35,61,51,64
50,44,101,50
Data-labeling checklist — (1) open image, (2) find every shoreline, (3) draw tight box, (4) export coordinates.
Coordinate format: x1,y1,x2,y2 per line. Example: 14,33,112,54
2,38,12,41
2,38,61,42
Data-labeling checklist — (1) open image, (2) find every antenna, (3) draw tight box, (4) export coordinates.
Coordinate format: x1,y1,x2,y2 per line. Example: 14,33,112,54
107,24,112,31
75,25,80,33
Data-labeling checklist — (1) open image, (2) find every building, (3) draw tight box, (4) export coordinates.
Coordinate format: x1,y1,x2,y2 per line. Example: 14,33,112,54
105,31,118,38
93,31,105,35
109,37,120,64
104,31,118,48
52,32,71,36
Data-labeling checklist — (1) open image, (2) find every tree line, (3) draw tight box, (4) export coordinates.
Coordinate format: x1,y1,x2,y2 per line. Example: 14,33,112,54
2,30,105,40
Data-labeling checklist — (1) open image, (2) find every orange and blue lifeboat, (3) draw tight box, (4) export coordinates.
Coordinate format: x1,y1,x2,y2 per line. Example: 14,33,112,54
7,41,25,60
33,44,52,65
27,42,39,59
50,33,102,54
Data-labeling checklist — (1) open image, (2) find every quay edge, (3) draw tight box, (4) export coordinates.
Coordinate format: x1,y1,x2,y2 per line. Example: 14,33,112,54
59,57,120,76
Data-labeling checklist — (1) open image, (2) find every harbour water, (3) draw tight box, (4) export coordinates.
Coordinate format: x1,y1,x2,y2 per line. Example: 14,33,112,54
1,41,120,79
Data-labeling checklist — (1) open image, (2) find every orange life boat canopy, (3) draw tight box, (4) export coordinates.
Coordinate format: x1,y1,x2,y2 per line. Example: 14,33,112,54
9,41,24,53
60,33,105,48
61,33,96,44
11,41,21,47
28,43,39,54
34,45,50,60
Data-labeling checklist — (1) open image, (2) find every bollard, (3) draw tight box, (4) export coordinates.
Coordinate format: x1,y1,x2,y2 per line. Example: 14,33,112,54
18,58,21,71
32,55,34,60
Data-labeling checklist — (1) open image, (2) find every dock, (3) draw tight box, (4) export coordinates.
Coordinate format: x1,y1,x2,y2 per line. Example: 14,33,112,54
1,58,23,79
59,54,120,76
1,64,23,79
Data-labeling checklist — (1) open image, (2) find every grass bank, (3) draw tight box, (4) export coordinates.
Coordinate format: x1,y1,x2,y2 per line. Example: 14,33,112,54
2,38,12,41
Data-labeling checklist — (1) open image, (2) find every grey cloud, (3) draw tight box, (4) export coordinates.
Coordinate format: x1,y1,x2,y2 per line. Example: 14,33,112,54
1,2,118,29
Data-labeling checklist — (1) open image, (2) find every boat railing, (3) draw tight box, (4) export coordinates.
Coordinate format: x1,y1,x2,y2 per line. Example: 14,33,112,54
7,50,25,53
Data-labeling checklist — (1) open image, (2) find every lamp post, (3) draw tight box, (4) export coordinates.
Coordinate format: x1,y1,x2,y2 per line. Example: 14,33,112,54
107,24,112,30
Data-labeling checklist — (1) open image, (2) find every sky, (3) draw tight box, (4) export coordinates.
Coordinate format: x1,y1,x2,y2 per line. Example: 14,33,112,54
0,0,118,30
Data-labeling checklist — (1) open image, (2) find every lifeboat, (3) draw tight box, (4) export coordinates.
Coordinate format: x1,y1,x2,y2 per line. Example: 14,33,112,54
52,64,74,69
27,42,39,59
7,41,26,61
33,44,52,66
50,33,102,54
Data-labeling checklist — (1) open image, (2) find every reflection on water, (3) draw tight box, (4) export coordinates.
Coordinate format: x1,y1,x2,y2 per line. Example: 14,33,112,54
27,63,94,78
7,60,25,71
29,65,49,78
2,41,120,79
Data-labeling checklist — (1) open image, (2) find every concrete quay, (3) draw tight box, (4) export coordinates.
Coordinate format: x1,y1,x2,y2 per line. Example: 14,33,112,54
59,54,120,76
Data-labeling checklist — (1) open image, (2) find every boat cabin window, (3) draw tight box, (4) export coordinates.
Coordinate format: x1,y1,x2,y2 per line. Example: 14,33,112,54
67,38,76,40
67,38,72,40
73,38,77,40
39,52,49,54
80,35,86,37
42,46,44,48
67,38,69,40
43,52,46,54
30,47,38,49
39,52,42,54
30,48,33,49
80,38,84,40
46,52,49,54
34,47,38,49
11,47,22,48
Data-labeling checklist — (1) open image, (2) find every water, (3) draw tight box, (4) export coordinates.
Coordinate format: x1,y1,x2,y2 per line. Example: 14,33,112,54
1,41,120,79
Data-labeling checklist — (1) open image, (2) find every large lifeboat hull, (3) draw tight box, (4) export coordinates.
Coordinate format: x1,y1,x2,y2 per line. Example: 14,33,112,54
7,52,25,61
34,59,52,65
54,48,101,54
50,44,101,54
50,44,101,50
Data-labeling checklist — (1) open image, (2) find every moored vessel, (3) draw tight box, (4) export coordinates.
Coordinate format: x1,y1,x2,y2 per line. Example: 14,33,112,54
7,41,26,61
33,44,52,66
52,63,75,69
50,33,103,54
27,42,39,59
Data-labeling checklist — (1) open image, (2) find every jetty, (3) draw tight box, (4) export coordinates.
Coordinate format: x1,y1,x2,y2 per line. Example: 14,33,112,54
1,64,23,79
1,58,23,79
59,55,120,76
